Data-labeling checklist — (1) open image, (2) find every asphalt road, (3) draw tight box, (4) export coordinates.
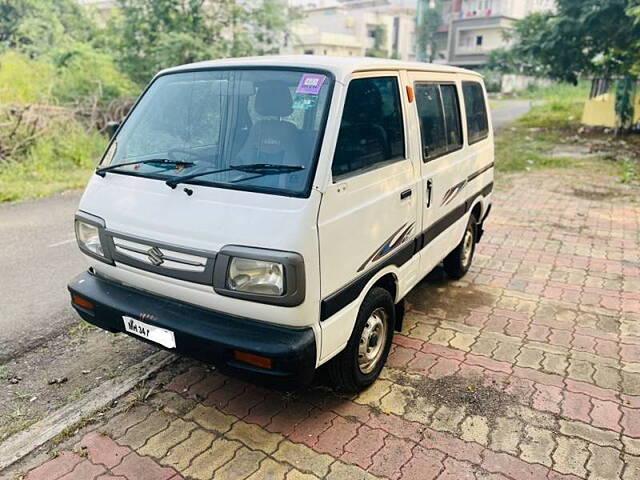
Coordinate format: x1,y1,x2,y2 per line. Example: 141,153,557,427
0,100,531,363
0,192,84,362
491,99,532,130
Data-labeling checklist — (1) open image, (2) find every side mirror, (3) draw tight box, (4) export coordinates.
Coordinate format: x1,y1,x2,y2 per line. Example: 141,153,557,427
106,121,120,139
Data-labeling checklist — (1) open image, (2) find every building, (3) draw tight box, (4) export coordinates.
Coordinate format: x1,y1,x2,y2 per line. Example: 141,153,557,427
432,0,555,67
282,0,417,61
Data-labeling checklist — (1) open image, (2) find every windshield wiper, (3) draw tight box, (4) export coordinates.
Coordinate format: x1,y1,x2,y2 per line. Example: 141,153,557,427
165,163,304,189
96,158,196,177
229,163,305,174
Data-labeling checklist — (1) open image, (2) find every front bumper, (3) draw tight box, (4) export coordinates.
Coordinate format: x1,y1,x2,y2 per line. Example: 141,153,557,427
68,271,316,388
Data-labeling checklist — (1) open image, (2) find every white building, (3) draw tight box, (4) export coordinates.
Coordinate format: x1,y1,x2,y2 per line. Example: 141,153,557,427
433,0,555,67
282,0,417,61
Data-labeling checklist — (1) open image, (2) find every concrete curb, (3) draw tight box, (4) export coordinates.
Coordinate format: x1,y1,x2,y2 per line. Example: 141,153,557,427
0,350,177,471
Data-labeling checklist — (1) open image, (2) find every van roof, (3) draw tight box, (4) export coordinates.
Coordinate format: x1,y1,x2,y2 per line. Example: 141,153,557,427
158,55,482,82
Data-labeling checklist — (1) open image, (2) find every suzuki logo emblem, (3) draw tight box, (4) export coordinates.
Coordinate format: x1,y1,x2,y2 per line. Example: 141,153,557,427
147,246,164,266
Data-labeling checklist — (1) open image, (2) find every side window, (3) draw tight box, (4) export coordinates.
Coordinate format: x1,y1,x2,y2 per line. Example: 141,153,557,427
462,81,489,144
441,84,463,150
414,83,463,161
332,76,405,179
415,84,447,159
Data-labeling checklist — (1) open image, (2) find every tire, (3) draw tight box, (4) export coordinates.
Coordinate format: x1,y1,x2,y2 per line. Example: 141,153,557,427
328,287,395,392
443,214,477,280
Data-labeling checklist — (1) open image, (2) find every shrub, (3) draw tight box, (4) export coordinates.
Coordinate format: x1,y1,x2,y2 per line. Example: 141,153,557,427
0,51,54,104
0,118,106,202
48,43,137,106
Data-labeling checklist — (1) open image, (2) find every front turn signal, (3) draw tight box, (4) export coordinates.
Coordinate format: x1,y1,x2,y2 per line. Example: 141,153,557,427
71,294,95,311
233,350,273,370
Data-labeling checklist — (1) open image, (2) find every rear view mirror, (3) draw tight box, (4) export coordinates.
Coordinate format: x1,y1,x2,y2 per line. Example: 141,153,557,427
106,121,120,139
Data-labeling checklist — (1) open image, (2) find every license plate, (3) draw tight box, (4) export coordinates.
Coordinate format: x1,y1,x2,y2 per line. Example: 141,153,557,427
123,316,176,349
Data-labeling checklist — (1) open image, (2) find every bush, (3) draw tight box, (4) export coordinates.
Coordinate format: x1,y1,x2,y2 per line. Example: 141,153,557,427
0,51,54,104
0,118,106,202
49,43,137,105
515,82,589,129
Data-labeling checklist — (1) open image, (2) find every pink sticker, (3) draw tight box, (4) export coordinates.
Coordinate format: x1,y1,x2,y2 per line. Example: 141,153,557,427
296,73,326,95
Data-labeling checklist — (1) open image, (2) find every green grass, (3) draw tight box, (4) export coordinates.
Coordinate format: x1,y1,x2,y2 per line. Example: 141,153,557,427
495,82,591,173
495,84,639,182
512,82,590,103
495,127,571,173
516,100,585,129
0,408,42,442
620,157,640,184
0,121,106,203
69,320,96,337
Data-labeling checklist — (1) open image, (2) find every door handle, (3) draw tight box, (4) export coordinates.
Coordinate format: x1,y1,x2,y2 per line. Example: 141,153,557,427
426,179,433,208
400,189,412,200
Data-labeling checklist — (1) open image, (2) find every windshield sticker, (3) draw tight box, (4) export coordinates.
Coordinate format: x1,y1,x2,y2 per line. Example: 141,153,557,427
296,73,326,95
292,95,318,110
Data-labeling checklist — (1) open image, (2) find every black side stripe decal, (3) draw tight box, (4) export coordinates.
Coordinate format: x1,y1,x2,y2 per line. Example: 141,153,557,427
467,162,494,182
320,241,415,321
441,163,494,207
319,181,494,321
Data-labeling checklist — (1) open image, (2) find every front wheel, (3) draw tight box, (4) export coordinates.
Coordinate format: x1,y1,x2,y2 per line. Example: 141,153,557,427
327,287,395,392
443,214,477,279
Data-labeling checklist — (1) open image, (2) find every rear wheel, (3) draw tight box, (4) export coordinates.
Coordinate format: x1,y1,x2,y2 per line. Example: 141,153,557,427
328,287,395,392
443,214,477,279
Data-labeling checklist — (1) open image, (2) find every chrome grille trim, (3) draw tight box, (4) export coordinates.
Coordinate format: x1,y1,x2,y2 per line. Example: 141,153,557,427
103,231,216,285
113,238,207,271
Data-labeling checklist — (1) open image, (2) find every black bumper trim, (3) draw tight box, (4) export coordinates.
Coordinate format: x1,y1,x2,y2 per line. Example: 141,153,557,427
68,272,316,388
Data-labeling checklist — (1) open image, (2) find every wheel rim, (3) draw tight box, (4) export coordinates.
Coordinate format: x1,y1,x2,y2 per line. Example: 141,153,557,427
461,227,474,267
358,307,388,374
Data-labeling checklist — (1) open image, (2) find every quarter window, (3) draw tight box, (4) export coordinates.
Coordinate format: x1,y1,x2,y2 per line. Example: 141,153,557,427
414,83,463,161
441,84,463,150
462,81,489,144
332,76,405,178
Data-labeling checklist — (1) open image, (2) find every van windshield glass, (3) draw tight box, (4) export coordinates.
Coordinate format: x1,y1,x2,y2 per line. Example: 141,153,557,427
101,69,333,196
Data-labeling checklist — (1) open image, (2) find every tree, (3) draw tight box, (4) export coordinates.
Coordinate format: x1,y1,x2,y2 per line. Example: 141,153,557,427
486,13,552,75
49,43,137,106
113,0,296,85
629,1,640,77
495,0,640,130
365,25,389,58
415,0,443,62
0,0,95,58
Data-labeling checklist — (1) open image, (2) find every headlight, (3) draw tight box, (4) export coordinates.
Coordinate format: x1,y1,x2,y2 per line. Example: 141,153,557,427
75,218,106,258
213,246,305,306
227,257,284,296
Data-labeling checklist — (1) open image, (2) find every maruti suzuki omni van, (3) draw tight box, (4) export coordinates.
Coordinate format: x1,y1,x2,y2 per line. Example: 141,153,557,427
68,56,494,391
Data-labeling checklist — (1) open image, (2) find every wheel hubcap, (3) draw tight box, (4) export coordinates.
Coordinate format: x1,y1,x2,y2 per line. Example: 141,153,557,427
358,308,388,374
462,228,474,267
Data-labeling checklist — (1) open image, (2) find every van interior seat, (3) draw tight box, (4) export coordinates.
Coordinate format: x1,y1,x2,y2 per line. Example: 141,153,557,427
332,80,390,176
237,81,304,166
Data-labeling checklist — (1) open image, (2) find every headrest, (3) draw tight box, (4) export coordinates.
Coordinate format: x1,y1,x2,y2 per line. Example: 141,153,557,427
343,79,382,123
255,81,293,117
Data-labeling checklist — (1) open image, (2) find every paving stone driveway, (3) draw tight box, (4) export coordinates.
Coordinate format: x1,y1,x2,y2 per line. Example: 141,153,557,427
21,168,640,480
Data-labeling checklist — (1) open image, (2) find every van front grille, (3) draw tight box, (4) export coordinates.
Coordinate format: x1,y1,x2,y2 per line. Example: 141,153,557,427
103,232,217,285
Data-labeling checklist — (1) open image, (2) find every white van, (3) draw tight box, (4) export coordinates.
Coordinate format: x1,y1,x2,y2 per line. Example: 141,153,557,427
69,56,493,391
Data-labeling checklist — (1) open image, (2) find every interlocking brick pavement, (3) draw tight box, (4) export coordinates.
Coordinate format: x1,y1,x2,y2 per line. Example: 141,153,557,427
17,170,640,479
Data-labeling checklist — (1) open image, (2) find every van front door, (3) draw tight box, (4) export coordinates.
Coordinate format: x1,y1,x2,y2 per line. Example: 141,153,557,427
409,74,470,275
317,73,419,361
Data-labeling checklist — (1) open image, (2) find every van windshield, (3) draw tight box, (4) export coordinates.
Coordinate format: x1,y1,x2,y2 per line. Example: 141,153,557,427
100,68,333,196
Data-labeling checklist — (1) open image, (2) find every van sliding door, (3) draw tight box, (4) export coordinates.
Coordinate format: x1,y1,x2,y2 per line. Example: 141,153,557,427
408,73,470,276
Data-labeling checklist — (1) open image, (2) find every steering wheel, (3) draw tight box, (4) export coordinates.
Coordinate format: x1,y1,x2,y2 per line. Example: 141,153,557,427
168,148,203,161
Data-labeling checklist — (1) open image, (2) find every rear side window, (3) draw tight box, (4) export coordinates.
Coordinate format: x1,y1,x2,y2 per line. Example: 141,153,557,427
462,81,489,144
332,76,405,178
414,83,463,161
